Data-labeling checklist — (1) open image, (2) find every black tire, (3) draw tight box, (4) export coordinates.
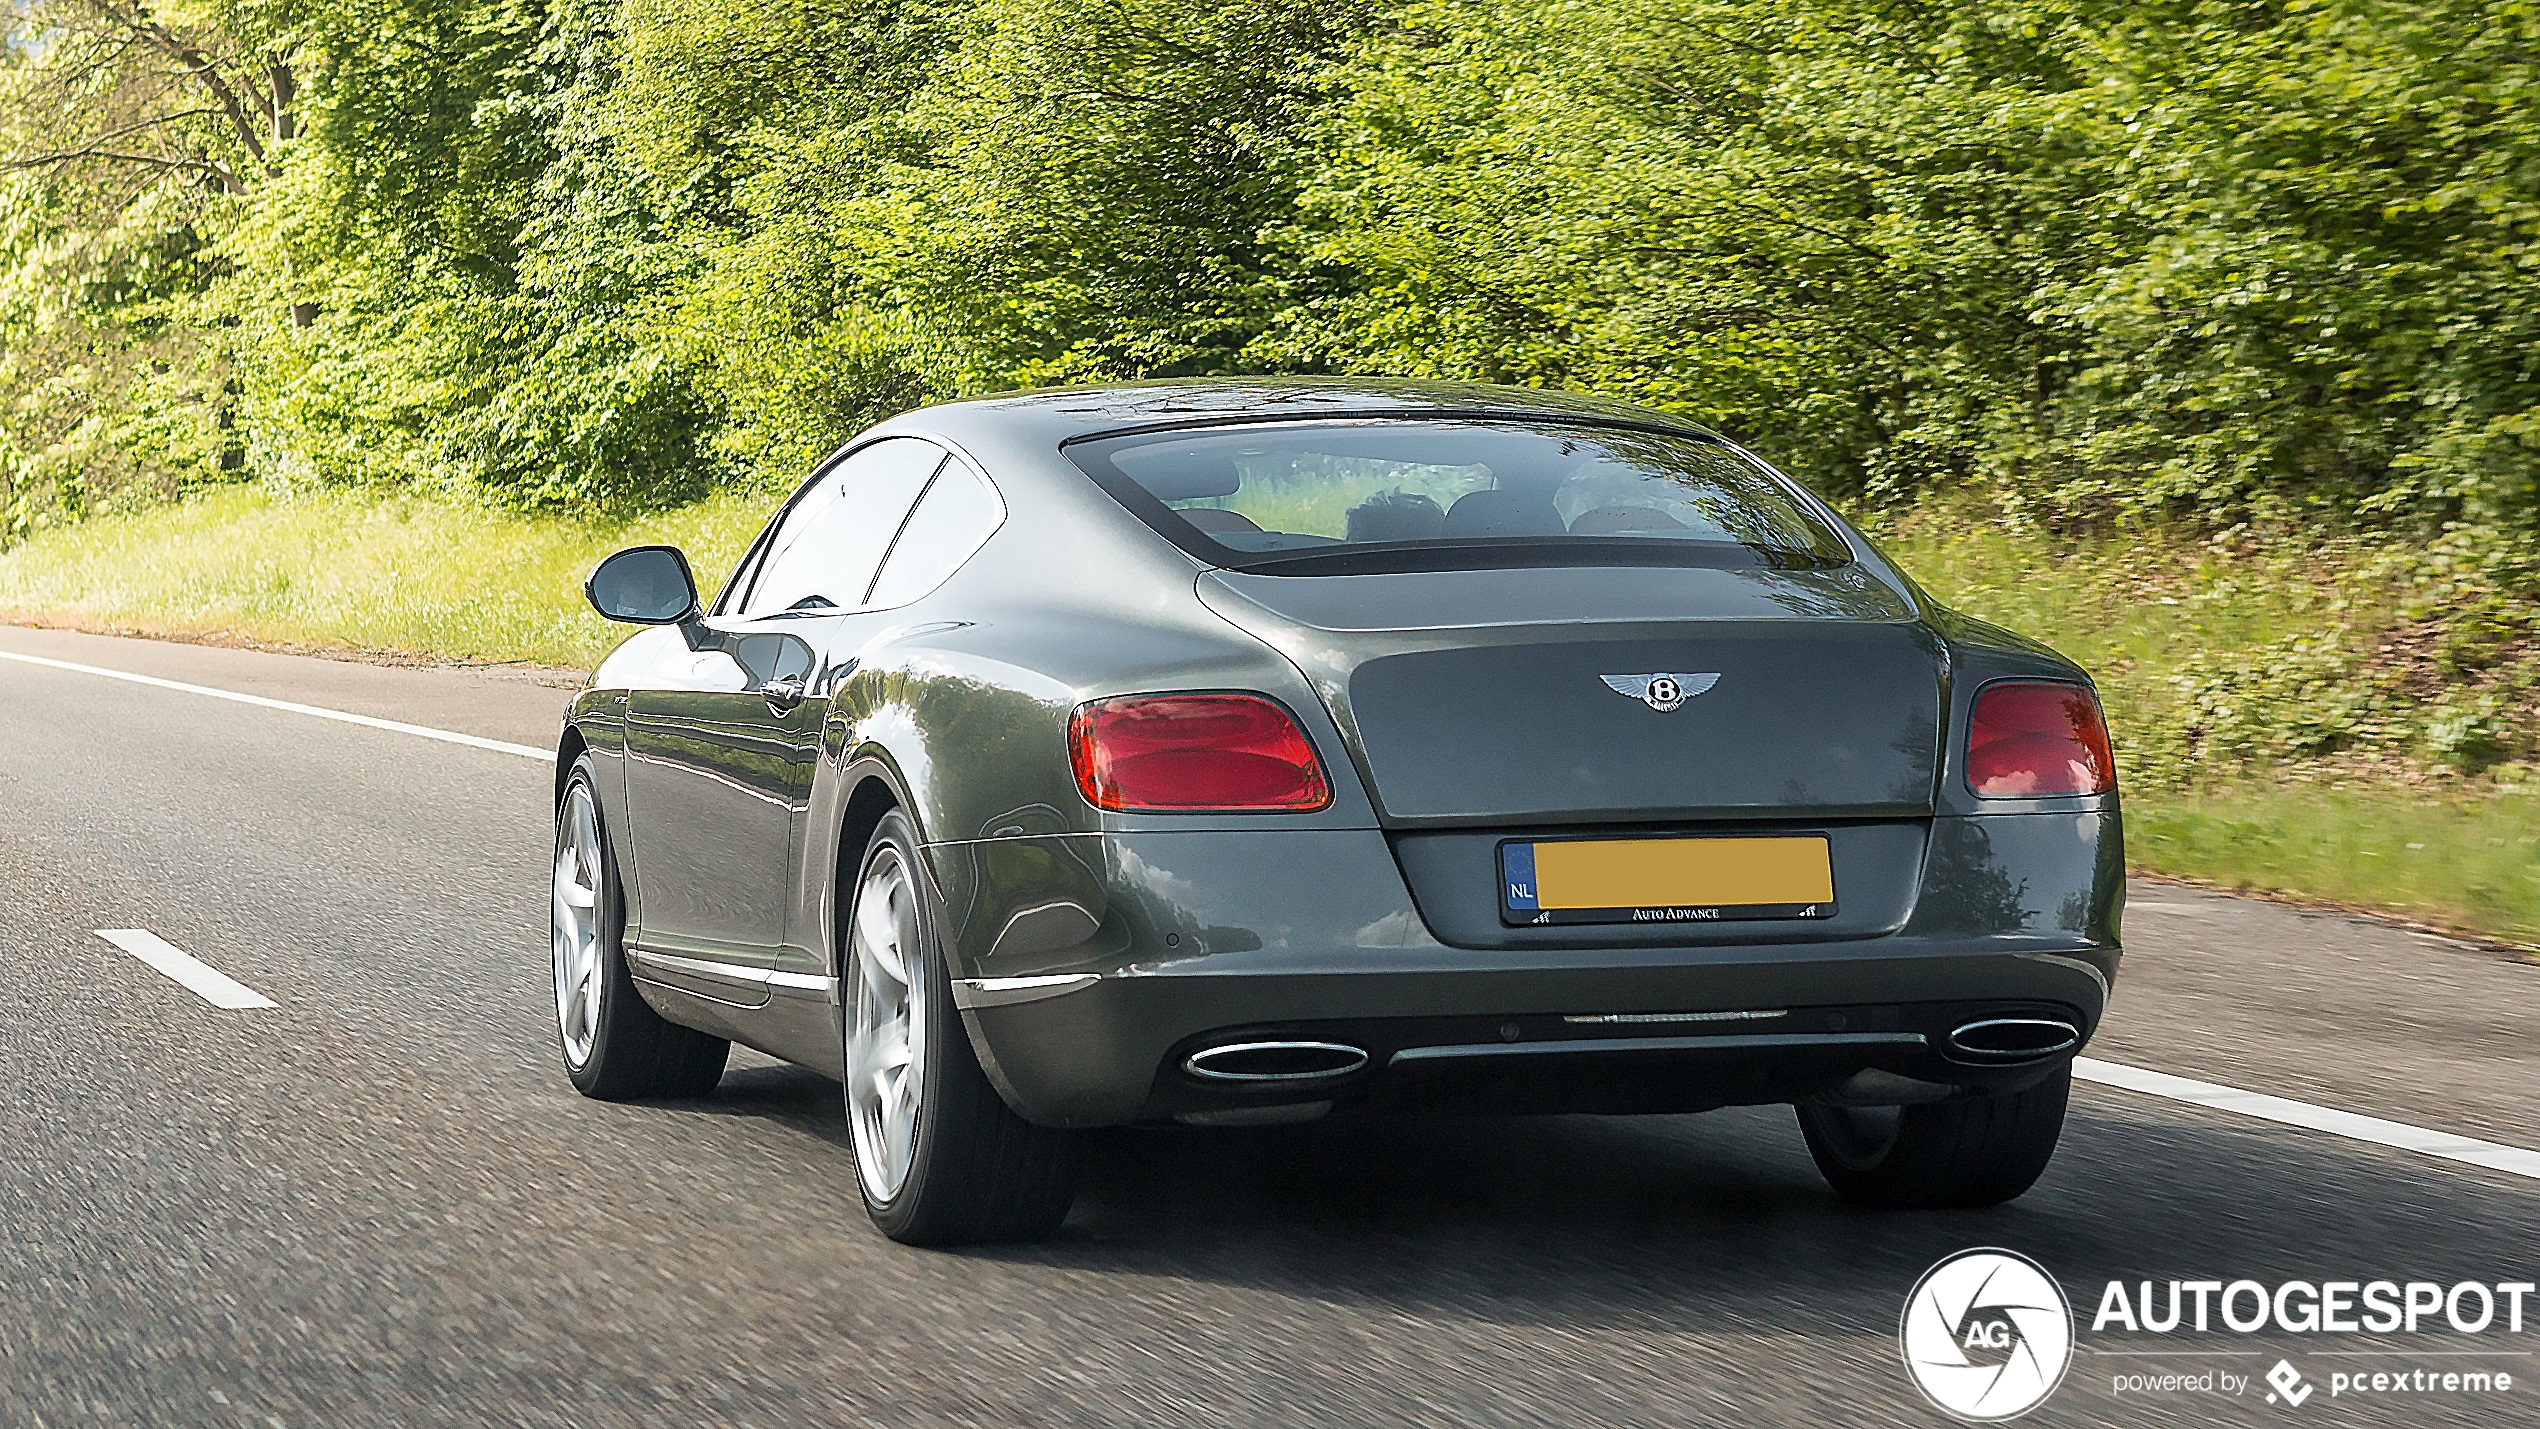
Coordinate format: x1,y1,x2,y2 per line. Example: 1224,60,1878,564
844,810,1078,1245
1796,1063,2070,1209
553,754,729,1101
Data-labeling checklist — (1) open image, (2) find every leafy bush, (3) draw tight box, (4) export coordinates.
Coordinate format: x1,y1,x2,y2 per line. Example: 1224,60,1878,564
7,0,2540,548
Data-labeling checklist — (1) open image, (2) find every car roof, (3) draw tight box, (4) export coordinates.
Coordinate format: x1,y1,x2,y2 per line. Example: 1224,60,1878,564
907,377,1721,444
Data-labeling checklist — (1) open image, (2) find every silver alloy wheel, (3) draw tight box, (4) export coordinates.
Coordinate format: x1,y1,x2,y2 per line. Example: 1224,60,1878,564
847,847,927,1204
552,781,605,1069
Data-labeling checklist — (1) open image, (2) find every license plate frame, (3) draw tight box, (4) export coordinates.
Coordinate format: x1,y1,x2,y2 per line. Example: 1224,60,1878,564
1499,835,1838,926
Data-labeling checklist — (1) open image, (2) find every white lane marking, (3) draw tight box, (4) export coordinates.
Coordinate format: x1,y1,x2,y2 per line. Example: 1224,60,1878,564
0,648,553,761
95,929,279,1009
2076,1057,2540,1181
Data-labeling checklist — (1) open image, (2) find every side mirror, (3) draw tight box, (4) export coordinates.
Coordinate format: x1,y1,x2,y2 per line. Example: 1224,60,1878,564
586,545,701,625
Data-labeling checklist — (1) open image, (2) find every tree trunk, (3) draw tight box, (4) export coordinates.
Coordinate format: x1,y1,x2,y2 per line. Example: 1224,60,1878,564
268,62,315,328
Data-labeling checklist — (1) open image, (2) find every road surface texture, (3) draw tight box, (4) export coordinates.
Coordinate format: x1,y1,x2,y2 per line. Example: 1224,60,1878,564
4,624,2536,1427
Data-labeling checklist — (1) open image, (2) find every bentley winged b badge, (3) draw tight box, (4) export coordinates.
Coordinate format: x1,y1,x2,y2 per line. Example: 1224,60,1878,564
1600,672,1720,712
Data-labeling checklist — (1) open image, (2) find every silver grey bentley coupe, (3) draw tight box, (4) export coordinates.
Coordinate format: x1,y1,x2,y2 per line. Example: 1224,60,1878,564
552,380,2122,1244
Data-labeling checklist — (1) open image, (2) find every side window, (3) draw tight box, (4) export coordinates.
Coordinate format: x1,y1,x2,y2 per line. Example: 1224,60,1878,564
741,438,945,616
867,457,1005,608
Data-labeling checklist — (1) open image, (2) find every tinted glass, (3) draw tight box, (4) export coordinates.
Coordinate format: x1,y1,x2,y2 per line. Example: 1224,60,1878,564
744,438,944,615
867,458,1004,608
1069,420,1850,575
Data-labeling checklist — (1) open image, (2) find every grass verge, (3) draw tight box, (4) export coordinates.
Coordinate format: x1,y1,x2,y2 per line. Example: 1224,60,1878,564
2,484,2534,947
0,485,777,668
1869,512,2540,947
2130,787,2540,947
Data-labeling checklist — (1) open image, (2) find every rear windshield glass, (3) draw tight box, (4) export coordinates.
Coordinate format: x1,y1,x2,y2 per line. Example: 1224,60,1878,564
1066,419,1851,575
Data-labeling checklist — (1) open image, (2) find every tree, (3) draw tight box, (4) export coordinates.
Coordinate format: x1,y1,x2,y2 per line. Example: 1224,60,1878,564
3,1,302,199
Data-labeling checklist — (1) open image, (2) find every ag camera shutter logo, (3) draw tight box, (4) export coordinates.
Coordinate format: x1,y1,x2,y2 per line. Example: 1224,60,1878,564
1901,1249,2075,1420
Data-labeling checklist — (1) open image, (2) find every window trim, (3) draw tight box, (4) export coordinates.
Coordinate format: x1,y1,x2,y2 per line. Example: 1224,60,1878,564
725,435,951,618
861,461,945,607
861,451,1010,610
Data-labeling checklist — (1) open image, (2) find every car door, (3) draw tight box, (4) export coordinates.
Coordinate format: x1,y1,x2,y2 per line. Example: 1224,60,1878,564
622,437,947,1004
758,450,1010,1030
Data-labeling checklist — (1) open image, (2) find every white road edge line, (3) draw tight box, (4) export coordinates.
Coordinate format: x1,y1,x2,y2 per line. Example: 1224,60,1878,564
95,929,279,1010
0,648,553,761
2076,1057,2540,1182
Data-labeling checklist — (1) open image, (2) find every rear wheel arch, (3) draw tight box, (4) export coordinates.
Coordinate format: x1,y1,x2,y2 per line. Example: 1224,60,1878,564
835,778,902,927
829,761,917,978
828,757,1036,1118
838,801,1078,1242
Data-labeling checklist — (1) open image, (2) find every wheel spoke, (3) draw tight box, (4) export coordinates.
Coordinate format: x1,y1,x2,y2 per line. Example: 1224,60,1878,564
850,1018,910,1082
553,782,609,1069
568,959,596,1040
855,888,907,989
571,797,600,881
880,1073,916,1175
857,938,900,1005
872,1027,912,1074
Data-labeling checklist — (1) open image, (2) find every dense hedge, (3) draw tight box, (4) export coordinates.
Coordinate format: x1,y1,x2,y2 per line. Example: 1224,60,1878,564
6,0,2540,543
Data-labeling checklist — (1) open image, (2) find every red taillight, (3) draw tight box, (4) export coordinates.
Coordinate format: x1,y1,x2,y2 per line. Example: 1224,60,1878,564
1068,694,1333,812
1966,681,2116,798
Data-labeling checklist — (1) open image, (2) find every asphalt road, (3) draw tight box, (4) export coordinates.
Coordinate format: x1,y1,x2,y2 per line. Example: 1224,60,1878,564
4,624,2538,1428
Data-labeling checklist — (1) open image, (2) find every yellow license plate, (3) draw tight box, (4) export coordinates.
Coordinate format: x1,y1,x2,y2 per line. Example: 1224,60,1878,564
1500,836,1836,925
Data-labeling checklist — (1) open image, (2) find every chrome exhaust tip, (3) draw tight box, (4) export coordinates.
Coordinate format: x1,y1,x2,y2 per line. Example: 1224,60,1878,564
1182,1041,1370,1083
1944,1017,2081,1063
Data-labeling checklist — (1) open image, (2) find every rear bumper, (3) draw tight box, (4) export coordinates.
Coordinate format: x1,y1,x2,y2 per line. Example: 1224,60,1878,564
928,815,2121,1128
960,946,2111,1126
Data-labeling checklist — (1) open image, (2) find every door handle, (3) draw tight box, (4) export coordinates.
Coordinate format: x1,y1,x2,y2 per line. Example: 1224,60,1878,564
760,674,807,712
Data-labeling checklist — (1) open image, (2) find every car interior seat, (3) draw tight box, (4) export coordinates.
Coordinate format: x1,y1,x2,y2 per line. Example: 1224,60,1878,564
1344,490,1447,543
1441,488,1566,538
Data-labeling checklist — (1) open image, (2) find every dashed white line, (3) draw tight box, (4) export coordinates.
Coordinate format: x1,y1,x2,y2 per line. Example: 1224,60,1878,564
2077,1057,2540,1182
0,648,553,761
95,929,278,1009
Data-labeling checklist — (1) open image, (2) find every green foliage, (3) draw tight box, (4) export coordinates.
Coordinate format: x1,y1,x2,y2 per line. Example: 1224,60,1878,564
1279,0,2540,534
2,0,2540,727
1871,503,2540,786
220,0,722,509
11,0,2540,538
603,0,1362,477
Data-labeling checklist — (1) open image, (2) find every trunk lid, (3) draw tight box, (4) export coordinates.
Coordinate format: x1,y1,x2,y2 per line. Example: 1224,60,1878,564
1199,564,1942,824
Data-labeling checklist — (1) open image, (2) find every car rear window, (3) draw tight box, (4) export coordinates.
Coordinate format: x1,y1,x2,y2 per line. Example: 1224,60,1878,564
1065,419,1852,575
